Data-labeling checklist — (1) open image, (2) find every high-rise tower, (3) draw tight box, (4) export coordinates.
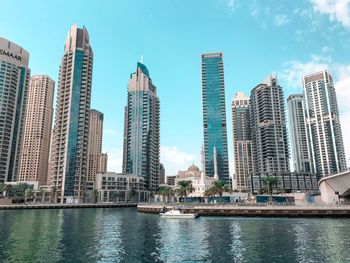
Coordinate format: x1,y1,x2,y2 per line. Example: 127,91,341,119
122,62,160,191
0,37,30,183
287,94,313,173
87,109,107,182
231,92,253,191
303,70,346,177
50,24,93,203
18,75,55,185
250,75,289,192
201,53,229,183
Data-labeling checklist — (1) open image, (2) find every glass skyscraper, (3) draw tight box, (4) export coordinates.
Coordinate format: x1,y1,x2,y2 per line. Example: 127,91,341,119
201,53,229,183
303,70,346,177
122,62,160,191
0,37,30,183
50,24,93,203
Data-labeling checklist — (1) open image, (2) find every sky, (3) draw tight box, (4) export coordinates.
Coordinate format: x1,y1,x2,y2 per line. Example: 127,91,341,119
1,0,350,175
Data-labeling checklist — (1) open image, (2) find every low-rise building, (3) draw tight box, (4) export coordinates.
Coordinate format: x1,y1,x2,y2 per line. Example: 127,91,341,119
95,172,148,202
175,164,215,197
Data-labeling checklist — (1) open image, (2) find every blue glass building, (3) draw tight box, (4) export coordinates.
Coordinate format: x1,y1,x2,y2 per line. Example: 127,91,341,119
50,25,93,203
201,53,230,183
122,62,160,191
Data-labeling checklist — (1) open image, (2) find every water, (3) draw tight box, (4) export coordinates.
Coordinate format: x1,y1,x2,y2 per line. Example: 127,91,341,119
0,208,349,263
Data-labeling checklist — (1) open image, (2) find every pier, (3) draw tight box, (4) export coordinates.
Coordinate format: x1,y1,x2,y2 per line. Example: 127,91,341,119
137,203,350,218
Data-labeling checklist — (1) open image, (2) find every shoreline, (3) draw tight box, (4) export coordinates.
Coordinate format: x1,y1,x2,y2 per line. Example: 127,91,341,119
0,203,137,210
137,203,350,218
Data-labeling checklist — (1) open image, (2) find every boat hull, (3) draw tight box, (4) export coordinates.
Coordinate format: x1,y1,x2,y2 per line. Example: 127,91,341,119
160,213,198,219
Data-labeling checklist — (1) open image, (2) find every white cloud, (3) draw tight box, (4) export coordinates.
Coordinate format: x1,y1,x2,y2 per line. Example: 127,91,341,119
160,146,198,175
105,148,123,173
104,128,119,136
280,55,350,164
227,0,237,12
274,14,290,26
309,0,350,28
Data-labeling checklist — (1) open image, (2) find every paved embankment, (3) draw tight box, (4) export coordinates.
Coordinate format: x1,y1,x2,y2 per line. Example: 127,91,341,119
0,203,137,210
137,203,350,218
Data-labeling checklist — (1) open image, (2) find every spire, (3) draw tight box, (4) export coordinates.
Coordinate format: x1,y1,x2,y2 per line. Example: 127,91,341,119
213,146,219,180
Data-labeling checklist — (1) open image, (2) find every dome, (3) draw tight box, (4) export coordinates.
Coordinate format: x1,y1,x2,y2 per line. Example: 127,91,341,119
188,164,199,172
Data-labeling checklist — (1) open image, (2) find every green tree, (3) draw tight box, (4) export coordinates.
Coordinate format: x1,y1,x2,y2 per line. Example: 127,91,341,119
0,183,4,197
157,186,173,202
261,176,278,205
9,184,30,203
210,180,232,203
176,180,193,202
93,190,99,203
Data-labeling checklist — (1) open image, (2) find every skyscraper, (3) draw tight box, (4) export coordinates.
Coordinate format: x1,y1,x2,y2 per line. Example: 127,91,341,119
50,24,93,203
122,62,160,191
287,94,313,173
18,75,55,185
87,109,107,182
201,53,229,183
231,92,253,191
0,37,30,183
250,75,289,192
303,70,346,177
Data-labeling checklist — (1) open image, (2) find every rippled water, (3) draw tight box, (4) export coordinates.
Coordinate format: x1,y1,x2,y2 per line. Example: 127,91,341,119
0,208,349,262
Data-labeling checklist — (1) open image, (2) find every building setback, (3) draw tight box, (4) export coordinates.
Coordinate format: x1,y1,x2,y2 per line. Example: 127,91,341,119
287,94,313,173
18,75,55,185
50,24,93,203
0,37,30,183
201,53,230,183
303,70,346,178
231,92,253,191
87,109,107,182
250,75,290,192
122,62,160,191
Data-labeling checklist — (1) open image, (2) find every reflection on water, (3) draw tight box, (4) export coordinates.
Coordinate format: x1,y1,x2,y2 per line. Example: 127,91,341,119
0,208,350,262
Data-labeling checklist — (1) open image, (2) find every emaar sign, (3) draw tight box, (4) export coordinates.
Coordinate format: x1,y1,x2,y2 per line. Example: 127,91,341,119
0,49,22,62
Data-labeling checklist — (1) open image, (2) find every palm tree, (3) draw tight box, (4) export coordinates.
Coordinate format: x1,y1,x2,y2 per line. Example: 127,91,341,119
261,176,278,205
177,180,193,202
93,190,99,203
211,180,232,203
157,186,173,203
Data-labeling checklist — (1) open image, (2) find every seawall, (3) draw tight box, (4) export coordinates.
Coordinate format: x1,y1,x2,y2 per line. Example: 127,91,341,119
137,203,350,218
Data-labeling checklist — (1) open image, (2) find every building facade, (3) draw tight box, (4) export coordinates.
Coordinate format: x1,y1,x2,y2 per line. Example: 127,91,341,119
87,109,107,182
303,70,346,178
95,172,147,202
175,164,215,197
122,62,160,191
18,75,55,185
250,75,290,193
201,53,229,183
159,163,165,185
49,25,93,203
0,37,30,183
287,94,313,173
231,92,253,191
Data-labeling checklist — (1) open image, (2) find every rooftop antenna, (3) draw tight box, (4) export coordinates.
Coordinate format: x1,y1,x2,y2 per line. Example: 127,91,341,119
140,55,144,64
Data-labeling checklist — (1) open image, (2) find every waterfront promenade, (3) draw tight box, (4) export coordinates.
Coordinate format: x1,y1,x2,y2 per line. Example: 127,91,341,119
138,203,350,217
0,202,137,210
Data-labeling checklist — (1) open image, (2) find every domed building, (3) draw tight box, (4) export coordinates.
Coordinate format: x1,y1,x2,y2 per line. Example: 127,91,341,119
175,163,214,197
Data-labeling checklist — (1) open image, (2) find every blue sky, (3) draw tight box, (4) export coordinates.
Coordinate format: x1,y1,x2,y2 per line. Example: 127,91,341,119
1,0,350,175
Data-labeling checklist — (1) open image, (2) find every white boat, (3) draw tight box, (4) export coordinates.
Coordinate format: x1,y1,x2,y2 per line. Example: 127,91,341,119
159,209,199,218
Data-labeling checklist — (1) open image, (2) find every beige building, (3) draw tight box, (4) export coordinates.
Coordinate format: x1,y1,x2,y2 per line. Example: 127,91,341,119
50,24,94,203
87,109,107,182
231,92,253,191
175,164,214,197
95,172,147,202
18,76,55,185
